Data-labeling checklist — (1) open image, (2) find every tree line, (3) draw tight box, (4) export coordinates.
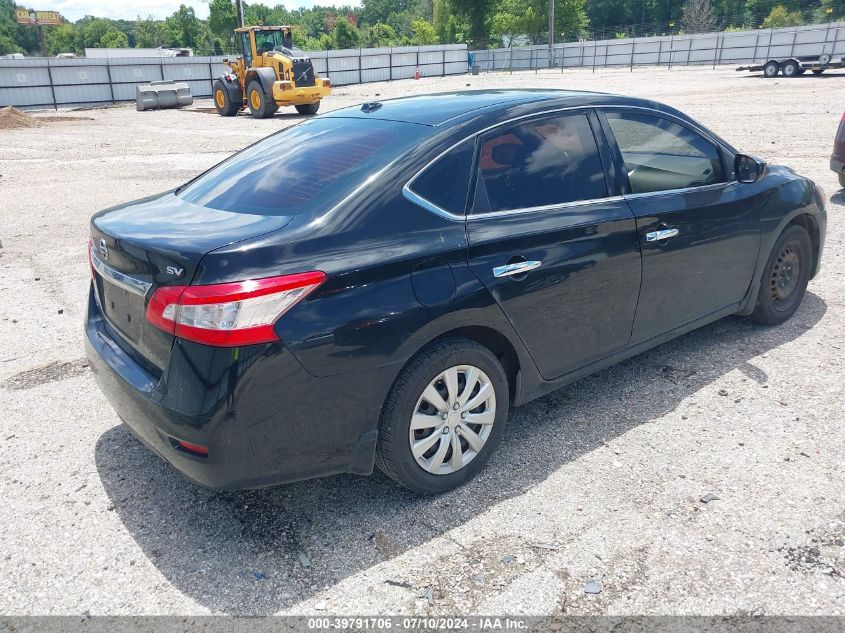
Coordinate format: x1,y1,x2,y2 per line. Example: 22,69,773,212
1,0,843,56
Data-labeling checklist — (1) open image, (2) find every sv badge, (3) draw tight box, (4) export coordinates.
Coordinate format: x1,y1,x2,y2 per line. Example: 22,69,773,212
165,265,184,277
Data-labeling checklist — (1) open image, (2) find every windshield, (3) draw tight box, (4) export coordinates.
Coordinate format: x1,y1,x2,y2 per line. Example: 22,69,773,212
178,118,428,216
255,29,291,53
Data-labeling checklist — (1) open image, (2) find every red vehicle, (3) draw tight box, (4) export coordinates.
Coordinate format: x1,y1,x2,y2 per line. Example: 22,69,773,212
833,112,845,188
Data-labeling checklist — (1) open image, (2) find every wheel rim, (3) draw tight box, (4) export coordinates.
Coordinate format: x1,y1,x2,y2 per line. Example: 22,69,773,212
409,365,496,476
215,89,225,108
765,64,777,76
784,64,796,76
770,240,801,308
250,89,261,110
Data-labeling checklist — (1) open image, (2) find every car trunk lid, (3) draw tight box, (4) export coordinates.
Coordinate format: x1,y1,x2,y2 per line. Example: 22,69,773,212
90,191,293,373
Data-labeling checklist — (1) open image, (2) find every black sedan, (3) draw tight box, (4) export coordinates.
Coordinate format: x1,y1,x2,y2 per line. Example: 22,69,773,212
85,90,827,494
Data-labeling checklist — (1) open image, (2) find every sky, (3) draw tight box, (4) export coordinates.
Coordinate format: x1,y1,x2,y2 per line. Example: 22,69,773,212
48,0,357,22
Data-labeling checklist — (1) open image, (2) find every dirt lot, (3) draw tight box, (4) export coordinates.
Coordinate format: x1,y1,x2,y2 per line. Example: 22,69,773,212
0,67,843,616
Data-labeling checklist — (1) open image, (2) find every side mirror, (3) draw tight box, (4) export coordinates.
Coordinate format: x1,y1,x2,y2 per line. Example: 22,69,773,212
735,154,767,183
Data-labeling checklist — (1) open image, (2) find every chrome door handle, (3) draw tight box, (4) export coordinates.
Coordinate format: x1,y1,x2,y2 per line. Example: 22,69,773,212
645,228,680,242
493,260,542,278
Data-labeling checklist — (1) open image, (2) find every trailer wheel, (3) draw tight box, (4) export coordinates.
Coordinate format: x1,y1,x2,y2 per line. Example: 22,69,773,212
781,60,800,77
812,69,825,75
763,61,779,77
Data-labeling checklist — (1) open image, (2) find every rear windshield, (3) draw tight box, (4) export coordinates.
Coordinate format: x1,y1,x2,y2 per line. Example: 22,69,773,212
178,118,426,216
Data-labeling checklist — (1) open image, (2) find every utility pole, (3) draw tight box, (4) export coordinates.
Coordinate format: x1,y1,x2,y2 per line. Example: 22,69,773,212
235,0,245,28
548,0,555,68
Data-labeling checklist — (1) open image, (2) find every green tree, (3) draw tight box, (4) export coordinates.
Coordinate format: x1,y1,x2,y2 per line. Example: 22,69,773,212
410,17,438,42
135,15,164,48
163,4,202,49
46,23,79,54
447,0,489,46
491,0,537,45
209,0,238,48
332,16,360,48
761,3,803,26
100,27,128,48
244,2,273,24
361,22,399,46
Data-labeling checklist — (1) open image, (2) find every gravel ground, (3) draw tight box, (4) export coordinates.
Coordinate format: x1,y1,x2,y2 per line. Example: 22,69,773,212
0,66,843,616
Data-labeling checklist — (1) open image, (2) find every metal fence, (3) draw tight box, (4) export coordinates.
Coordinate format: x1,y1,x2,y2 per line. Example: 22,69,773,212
0,44,468,110
471,21,845,72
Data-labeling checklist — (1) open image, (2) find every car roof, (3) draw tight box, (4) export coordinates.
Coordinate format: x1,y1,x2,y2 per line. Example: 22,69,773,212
322,89,653,127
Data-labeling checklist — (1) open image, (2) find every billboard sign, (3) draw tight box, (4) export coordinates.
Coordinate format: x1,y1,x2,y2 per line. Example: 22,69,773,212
14,9,62,26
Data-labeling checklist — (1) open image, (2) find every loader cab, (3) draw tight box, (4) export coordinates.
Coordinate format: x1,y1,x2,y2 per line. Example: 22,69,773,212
236,26,296,67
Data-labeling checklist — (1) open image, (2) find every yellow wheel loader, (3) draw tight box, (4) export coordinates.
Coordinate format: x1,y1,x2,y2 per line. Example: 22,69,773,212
213,26,331,119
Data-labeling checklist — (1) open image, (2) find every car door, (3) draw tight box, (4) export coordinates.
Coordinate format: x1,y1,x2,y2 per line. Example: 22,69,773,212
465,109,642,381
599,109,764,343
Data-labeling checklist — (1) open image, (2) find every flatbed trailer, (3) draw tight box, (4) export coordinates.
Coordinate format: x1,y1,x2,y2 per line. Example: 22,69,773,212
737,54,845,77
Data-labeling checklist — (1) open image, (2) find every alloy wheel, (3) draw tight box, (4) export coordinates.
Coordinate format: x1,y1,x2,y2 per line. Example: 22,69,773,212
408,365,496,475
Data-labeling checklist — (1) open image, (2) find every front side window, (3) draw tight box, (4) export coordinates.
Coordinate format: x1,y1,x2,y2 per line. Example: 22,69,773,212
605,112,725,194
472,112,608,213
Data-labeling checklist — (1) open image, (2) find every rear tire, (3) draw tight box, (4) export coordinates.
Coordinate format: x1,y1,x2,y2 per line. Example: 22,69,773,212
246,81,278,119
748,224,812,325
375,337,509,495
781,60,800,77
763,61,779,77
295,102,320,115
213,79,240,117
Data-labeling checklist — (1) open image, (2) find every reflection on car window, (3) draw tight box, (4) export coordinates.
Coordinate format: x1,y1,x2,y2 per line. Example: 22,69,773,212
179,119,418,216
410,139,474,215
605,112,724,194
472,113,607,213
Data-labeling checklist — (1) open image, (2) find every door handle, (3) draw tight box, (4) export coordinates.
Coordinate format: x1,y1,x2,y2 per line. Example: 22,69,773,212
493,260,542,278
645,228,680,242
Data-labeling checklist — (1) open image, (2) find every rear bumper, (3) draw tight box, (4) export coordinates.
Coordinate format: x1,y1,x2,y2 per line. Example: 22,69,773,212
85,289,380,490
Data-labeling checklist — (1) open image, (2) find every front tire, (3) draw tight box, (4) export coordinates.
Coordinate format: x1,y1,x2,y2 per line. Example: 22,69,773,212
749,224,812,325
246,81,278,119
213,79,240,117
295,102,320,115
375,337,509,495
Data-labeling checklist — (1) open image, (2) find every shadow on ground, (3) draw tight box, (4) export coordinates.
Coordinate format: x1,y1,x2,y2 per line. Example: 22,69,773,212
96,292,826,614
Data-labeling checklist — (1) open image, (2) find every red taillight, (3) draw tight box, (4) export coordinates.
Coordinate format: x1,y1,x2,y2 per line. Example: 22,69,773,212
145,271,326,347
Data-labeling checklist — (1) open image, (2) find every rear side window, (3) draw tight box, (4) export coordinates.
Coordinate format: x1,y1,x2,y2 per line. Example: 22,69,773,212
179,118,426,216
409,139,474,215
605,112,725,194
472,112,607,214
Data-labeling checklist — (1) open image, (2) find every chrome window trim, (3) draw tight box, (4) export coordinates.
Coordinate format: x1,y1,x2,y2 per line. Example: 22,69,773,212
401,103,734,222
467,196,626,221
90,249,152,297
401,183,465,222
623,181,731,200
